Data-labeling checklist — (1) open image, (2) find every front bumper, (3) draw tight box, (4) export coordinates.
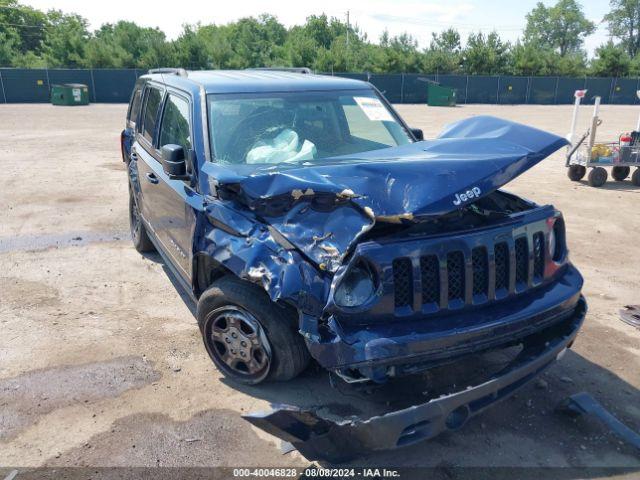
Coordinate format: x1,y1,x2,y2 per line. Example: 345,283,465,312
308,264,583,381
245,296,586,462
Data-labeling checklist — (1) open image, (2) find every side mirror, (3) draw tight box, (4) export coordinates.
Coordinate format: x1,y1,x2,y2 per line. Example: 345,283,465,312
161,144,189,180
411,128,424,141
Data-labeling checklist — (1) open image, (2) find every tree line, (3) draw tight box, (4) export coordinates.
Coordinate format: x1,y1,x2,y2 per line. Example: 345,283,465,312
1,0,640,77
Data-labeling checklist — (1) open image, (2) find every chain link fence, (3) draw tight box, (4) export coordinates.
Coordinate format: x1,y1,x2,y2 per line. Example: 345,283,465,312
335,72,640,105
0,68,144,103
1,68,639,104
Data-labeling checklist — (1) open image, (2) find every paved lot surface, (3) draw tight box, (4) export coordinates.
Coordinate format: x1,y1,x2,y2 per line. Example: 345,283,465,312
1,103,639,476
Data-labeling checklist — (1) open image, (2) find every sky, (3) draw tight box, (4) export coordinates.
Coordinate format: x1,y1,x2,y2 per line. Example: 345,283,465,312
23,0,611,56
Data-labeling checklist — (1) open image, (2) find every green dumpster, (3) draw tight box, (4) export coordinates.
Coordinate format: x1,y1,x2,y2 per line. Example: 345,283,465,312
427,82,456,107
51,83,90,106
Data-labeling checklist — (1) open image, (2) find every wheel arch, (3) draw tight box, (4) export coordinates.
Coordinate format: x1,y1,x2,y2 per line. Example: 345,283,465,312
192,252,234,299
194,213,331,341
192,252,303,322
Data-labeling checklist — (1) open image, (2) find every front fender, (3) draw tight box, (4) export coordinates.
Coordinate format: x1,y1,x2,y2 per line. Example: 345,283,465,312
194,199,331,335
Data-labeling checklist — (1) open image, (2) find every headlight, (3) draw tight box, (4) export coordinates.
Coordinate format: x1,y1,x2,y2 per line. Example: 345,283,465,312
548,228,556,260
548,216,566,263
334,263,377,307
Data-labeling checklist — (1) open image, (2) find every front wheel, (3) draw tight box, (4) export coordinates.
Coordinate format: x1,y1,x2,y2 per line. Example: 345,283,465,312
197,277,310,384
632,168,640,186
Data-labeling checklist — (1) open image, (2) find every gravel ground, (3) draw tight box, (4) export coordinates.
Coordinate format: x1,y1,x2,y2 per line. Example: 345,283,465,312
0,103,639,477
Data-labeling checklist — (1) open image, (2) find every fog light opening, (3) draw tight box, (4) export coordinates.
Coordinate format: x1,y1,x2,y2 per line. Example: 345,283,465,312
445,405,470,430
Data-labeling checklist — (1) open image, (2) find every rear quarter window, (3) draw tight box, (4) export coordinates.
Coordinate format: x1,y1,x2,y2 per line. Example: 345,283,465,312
127,88,142,126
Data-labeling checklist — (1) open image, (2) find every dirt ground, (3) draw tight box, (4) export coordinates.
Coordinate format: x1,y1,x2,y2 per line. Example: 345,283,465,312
1,103,639,477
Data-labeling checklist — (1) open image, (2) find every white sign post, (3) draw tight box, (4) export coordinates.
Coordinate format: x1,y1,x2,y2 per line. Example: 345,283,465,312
567,89,587,148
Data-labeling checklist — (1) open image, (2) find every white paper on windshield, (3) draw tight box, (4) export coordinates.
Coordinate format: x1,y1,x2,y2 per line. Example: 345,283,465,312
354,96,394,122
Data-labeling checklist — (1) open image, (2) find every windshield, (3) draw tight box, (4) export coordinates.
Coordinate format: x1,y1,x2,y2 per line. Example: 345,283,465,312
208,89,412,167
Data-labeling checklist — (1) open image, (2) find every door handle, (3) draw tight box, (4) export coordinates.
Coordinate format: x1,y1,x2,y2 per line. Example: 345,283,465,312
130,151,138,161
146,172,159,184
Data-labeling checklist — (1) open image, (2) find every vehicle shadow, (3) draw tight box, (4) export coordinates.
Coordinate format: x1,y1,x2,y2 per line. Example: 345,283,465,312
575,179,640,192
141,251,197,316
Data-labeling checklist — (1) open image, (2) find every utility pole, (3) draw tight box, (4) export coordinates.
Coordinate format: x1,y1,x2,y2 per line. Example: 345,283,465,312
346,10,350,47
345,10,350,71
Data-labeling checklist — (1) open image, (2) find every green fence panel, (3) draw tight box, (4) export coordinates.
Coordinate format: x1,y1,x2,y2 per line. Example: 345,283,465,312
92,69,139,103
498,76,528,104
436,75,468,103
402,74,436,103
584,77,614,103
528,77,557,104
555,77,586,104
0,68,50,102
332,72,368,82
610,78,640,104
466,76,499,103
368,74,403,103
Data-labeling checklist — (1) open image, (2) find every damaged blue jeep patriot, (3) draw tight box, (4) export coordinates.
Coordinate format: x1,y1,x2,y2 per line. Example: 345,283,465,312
122,68,586,453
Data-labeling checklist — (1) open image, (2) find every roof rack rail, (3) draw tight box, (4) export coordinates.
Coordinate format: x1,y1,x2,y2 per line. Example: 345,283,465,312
148,68,188,77
248,67,312,74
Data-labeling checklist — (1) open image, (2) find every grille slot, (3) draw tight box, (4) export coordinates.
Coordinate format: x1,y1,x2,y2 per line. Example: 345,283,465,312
494,242,509,291
533,232,545,280
447,251,465,301
392,257,413,308
515,237,529,285
471,247,488,296
420,255,440,304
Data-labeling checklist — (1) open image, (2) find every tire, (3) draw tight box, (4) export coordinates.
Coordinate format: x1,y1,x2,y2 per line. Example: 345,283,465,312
129,188,155,253
612,166,630,181
197,276,310,384
567,165,586,181
588,167,608,187
632,168,640,186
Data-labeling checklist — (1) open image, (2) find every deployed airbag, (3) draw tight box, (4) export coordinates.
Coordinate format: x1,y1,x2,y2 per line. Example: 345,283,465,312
246,129,317,164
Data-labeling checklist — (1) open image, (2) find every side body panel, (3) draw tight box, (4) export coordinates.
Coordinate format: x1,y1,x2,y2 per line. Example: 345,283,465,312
127,78,208,286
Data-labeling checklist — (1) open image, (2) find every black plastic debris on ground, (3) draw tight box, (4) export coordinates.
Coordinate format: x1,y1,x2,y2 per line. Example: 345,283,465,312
620,305,640,330
557,392,640,451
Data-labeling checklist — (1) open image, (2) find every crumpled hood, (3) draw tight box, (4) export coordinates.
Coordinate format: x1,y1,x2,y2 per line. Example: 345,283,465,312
205,116,568,271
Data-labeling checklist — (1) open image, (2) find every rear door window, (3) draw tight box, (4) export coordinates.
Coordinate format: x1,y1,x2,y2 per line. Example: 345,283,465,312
141,86,163,144
158,94,192,152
